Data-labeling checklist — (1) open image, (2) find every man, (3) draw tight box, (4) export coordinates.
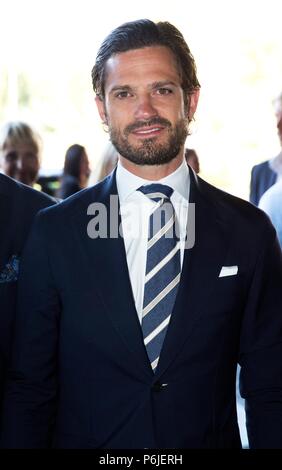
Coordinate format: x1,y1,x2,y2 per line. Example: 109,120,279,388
0,174,55,414
249,92,282,205
2,19,282,449
0,121,41,187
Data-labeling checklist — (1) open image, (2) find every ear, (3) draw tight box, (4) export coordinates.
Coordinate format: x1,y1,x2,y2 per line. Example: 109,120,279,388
95,96,108,124
187,88,200,120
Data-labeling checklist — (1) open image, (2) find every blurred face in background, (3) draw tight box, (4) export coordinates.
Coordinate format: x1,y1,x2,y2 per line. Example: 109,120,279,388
273,98,282,146
276,108,282,146
0,142,40,186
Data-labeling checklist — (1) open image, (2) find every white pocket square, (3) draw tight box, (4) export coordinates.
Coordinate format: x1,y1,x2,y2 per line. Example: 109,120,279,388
219,265,238,278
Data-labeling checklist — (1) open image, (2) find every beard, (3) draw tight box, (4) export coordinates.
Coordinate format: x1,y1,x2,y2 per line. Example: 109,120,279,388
109,116,188,166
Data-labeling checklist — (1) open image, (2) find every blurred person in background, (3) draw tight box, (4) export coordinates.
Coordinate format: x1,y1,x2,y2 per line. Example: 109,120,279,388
93,141,118,183
185,147,200,173
0,121,41,188
58,144,90,199
259,175,282,248
250,92,282,206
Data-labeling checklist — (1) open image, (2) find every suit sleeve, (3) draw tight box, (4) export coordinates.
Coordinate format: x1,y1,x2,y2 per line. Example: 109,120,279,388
1,211,60,448
239,221,282,448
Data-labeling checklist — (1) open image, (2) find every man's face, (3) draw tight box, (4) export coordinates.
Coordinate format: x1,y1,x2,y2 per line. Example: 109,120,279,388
96,46,199,166
0,142,39,186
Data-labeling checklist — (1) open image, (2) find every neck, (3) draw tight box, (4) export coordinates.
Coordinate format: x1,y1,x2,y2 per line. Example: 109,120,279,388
119,152,184,181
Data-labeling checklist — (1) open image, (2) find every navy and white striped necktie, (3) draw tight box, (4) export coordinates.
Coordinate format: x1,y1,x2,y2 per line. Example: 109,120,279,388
138,184,181,372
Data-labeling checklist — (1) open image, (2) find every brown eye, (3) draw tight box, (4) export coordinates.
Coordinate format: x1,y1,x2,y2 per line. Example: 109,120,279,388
157,88,172,95
115,91,131,99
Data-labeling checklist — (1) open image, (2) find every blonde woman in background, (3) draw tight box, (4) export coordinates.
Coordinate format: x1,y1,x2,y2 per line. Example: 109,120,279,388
0,121,41,188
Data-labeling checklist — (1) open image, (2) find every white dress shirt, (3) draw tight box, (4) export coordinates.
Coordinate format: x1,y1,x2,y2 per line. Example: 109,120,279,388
116,159,190,324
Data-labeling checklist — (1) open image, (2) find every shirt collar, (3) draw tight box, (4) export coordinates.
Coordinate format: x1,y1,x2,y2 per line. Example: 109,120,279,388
116,158,190,204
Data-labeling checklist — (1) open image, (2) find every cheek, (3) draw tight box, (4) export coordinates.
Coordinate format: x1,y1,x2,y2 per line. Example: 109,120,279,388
179,98,188,118
169,108,186,124
5,165,17,177
4,161,16,172
164,97,186,121
106,106,131,129
22,160,39,172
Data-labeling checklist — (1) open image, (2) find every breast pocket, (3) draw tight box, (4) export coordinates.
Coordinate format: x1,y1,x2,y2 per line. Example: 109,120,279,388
208,274,246,316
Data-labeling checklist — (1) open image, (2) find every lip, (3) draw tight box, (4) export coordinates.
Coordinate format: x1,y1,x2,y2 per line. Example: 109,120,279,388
131,126,165,138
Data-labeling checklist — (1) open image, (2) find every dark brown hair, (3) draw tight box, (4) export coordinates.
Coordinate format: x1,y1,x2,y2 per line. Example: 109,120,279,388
92,19,200,102
63,144,85,178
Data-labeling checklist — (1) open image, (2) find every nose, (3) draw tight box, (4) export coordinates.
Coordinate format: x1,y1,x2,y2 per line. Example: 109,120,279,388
134,93,158,121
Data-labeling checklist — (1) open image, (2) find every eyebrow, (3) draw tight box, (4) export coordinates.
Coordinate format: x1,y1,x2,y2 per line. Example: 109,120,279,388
109,80,178,95
150,81,178,89
109,85,132,95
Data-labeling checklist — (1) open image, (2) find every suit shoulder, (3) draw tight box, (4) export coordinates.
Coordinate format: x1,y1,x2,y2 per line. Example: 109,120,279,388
19,184,56,210
37,180,107,220
0,173,55,210
251,160,271,175
198,176,274,235
252,160,269,170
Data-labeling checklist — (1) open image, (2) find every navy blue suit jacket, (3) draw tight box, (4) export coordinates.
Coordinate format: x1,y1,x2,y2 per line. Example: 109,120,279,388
0,174,55,408
2,169,282,448
250,160,277,206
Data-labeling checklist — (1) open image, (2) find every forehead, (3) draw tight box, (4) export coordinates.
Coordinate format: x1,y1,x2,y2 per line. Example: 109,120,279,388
104,46,181,91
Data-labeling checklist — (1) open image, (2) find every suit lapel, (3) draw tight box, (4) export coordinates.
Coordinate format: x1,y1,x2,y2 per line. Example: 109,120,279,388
156,170,231,377
72,171,153,379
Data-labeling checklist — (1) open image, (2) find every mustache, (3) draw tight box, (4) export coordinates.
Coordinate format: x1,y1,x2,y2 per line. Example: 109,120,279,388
124,117,172,135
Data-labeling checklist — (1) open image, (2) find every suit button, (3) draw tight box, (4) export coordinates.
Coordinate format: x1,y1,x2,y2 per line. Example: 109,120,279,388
152,381,168,392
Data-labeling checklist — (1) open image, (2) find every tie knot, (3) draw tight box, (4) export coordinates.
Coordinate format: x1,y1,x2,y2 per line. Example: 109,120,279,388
138,184,173,202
